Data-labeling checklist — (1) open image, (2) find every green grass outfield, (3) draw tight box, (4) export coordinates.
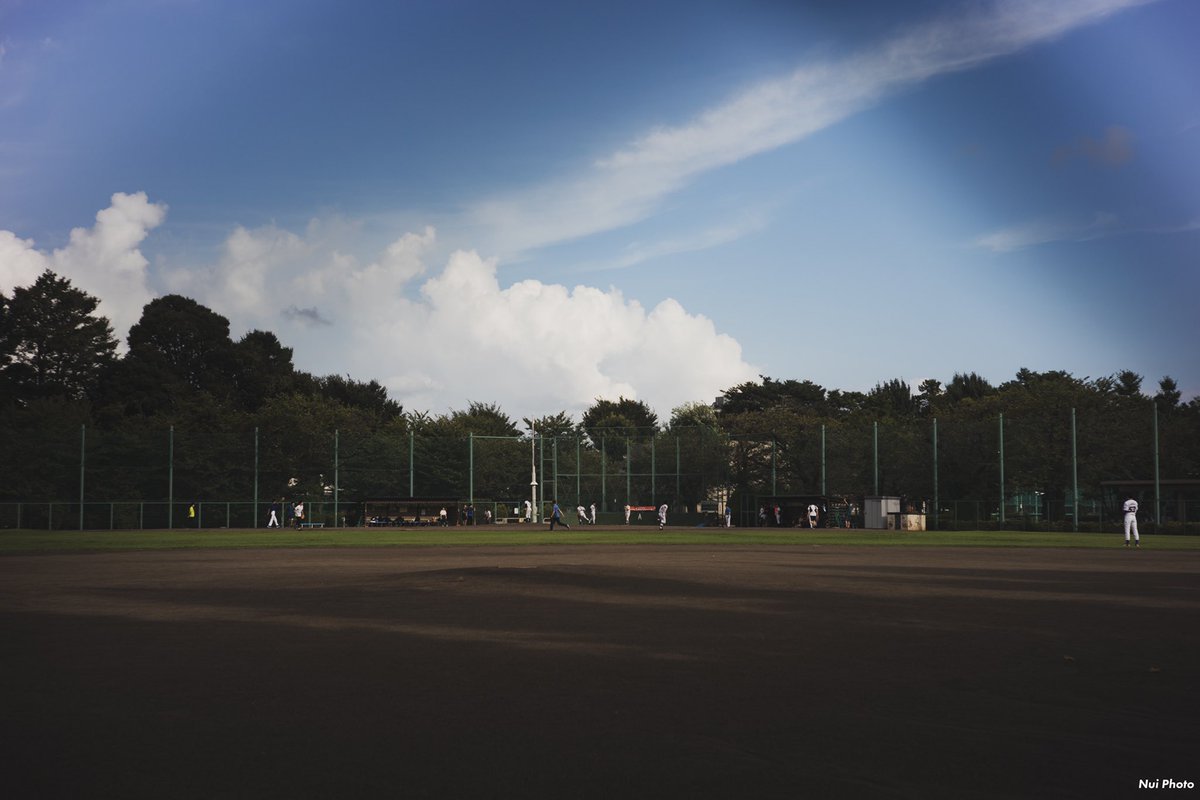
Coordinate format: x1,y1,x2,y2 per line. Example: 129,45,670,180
1,526,1196,553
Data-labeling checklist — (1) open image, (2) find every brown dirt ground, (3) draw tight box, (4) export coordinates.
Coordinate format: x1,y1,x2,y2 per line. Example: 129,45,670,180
1,545,1197,799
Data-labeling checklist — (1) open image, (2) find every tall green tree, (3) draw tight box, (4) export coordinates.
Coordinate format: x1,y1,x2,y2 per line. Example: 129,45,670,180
124,295,237,397
0,270,117,403
581,397,659,445
231,330,298,411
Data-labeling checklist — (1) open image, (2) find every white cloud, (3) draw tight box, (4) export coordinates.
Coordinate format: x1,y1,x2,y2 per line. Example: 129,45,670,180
471,0,1154,257
975,212,1120,252
974,212,1198,252
0,230,49,289
0,192,165,339
152,214,759,417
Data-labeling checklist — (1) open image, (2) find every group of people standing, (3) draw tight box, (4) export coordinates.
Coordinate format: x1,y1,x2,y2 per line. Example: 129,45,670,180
266,499,304,529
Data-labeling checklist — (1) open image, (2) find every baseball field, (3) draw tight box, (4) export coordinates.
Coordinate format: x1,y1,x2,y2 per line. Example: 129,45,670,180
2,528,1197,798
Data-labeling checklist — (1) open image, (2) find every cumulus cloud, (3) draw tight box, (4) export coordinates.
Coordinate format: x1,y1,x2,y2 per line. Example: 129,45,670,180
12,201,757,416
0,191,164,338
471,0,1154,257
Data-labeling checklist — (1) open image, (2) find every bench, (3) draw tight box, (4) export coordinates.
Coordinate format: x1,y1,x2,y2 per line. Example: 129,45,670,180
299,522,325,529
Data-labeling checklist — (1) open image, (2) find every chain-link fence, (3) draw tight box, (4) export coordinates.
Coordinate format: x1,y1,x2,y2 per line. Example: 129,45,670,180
1,404,1196,532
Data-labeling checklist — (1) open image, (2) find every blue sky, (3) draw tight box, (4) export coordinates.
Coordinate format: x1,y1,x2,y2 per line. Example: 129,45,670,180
2,0,1197,416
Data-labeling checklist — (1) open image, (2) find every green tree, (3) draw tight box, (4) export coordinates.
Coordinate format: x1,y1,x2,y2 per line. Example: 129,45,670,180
581,397,659,445
312,374,402,420
866,378,915,417
945,372,994,404
231,330,298,411
0,270,117,404
124,295,237,398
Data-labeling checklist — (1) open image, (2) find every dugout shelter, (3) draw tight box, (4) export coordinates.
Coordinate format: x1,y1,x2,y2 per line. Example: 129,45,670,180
360,497,465,527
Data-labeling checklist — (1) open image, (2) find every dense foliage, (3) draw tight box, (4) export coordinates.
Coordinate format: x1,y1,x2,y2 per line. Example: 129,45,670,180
2,270,1197,528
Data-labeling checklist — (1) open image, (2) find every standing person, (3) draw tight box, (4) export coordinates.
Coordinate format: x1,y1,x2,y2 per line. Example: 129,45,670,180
1123,497,1140,548
624,503,631,525
657,503,668,531
439,507,448,527
549,500,570,531
807,503,819,529
724,504,732,528
758,506,767,527
293,501,305,529
484,508,492,524
524,499,533,523
590,502,597,525
576,504,588,525
774,504,782,527
267,500,281,528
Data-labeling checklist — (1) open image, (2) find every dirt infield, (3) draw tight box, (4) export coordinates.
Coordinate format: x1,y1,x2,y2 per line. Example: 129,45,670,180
2,545,1197,799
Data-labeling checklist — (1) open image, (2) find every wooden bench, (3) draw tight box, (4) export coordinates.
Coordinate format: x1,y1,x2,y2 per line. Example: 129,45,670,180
299,522,325,529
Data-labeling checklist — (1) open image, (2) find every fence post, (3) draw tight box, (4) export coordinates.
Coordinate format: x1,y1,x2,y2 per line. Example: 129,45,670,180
334,429,340,528
1071,409,1078,532
253,426,260,529
932,418,939,531
79,424,86,531
409,430,415,498
820,424,826,496
998,413,1005,526
576,435,581,506
771,436,777,496
651,437,656,506
168,425,174,530
625,437,631,506
873,422,878,496
1153,400,1161,528
468,432,474,510
601,435,606,508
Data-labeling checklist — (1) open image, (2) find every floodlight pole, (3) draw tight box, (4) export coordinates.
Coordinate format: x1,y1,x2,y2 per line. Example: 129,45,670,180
530,424,539,524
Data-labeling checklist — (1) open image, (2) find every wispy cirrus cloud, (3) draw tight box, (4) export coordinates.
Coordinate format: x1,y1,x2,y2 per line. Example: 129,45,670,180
975,213,1200,252
472,0,1156,258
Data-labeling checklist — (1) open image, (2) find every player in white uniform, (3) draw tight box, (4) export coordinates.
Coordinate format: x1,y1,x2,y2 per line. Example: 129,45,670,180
1123,497,1139,547
657,503,668,530
807,503,819,529
590,503,597,524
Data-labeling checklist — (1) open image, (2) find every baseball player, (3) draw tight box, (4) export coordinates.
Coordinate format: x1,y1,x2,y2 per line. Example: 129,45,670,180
1123,497,1139,547
657,503,668,530
576,504,588,524
549,500,570,531
624,504,631,525
590,502,597,524
807,503,819,529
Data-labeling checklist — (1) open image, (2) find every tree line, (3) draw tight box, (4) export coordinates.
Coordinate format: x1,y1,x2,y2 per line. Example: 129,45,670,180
2,270,1197,525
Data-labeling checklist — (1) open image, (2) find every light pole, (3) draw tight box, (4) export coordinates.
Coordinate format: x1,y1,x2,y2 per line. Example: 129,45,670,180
530,423,539,524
